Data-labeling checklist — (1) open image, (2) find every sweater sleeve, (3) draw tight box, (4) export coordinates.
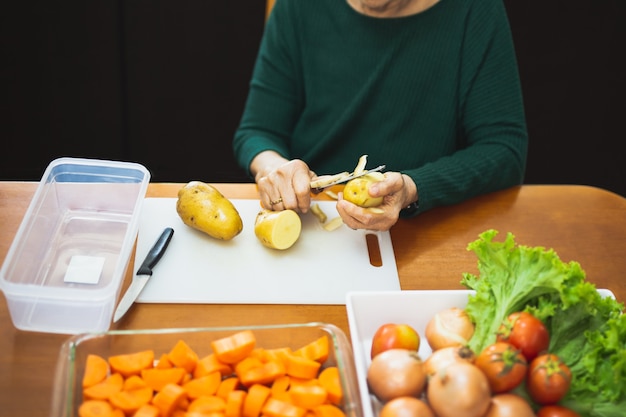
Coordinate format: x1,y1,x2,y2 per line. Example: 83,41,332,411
402,0,528,215
232,0,304,176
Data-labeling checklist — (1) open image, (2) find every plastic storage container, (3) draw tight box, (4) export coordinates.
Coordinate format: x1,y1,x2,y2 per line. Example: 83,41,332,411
50,322,363,417
0,157,150,334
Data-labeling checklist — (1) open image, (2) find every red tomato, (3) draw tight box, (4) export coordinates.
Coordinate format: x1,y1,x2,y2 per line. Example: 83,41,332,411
537,405,581,417
475,342,527,393
370,323,420,359
527,353,572,405
497,311,550,361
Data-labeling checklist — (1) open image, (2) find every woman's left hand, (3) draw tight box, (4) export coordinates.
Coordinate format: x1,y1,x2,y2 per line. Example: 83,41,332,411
336,172,417,231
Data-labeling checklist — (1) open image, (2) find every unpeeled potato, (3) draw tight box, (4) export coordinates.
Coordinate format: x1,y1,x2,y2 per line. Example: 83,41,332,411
176,181,243,240
254,209,302,250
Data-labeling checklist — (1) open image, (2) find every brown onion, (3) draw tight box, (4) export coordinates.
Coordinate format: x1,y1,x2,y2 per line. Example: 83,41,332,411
484,393,535,417
426,362,491,417
367,349,427,403
379,397,435,417
423,345,476,376
425,307,475,351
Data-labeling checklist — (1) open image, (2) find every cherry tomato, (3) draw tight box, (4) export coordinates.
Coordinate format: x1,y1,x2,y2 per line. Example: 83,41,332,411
475,342,527,393
526,353,572,405
497,311,550,361
537,405,581,417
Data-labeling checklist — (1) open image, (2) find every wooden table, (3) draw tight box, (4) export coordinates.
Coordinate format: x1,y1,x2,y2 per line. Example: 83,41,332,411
1,182,625,416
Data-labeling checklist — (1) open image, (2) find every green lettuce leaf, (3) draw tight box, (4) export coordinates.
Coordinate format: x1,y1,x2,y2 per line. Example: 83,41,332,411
461,229,626,417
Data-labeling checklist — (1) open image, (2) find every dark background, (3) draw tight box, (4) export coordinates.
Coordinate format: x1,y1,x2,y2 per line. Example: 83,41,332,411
2,1,625,197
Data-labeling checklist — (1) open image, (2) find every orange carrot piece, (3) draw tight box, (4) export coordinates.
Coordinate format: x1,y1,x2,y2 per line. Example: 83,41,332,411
182,372,222,399
109,386,153,414
271,375,291,401
83,354,110,388
312,404,347,417
133,404,161,417
123,375,148,391
216,376,241,400
78,399,114,417
111,408,125,417
187,395,227,413
195,353,233,379
156,353,174,369
317,368,342,406
168,339,199,373
83,372,124,400
284,354,321,380
242,383,271,417
152,383,187,417
263,347,293,365
211,330,256,364
225,390,247,417
108,350,155,378
262,397,307,417
235,356,264,377
141,367,187,391
294,336,330,364
240,360,286,387
289,384,328,409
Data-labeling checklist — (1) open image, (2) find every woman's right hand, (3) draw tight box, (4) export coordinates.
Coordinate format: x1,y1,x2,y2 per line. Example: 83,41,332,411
251,151,315,213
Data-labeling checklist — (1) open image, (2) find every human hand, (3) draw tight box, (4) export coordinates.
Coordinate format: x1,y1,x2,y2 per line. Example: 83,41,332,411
336,172,417,231
255,157,315,213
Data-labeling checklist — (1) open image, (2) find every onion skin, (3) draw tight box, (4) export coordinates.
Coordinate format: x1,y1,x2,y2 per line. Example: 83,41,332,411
426,362,491,417
425,307,475,351
423,345,476,376
484,394,536,417
379,397,435,417
367,349,427,403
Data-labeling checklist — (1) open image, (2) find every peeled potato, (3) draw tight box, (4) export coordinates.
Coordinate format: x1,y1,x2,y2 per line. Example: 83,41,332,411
343,172,385,207
176,181,243,240
254,209,302,250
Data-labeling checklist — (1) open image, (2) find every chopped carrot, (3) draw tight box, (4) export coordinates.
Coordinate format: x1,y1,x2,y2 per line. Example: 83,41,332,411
225,390,247,417
182,372,222,399
109,386,153,414
242,383,271,417
312,404,347,417
78,399,114,417
83,354,109,388
211,330,256,364
187,395,227,413
284,354,321,380
270,375,291,401
156,353,174,369
262,397,307,417
123,375,148,391
168,339,199,373
195,353,233,378
294,336,330,364
235,356,264,377
111,408,125,417
289,384,328,409
132,404,161,417
216,376,241,400
109,350,155,378
140,367,187,392
239,360,286,387
317,367,342,406
152,383,187,417
83,373,124,400
263,347,293,365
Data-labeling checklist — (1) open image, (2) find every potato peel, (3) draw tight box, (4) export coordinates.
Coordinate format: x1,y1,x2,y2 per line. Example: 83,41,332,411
352,154,368,175
310,172,350,189
323,216,344,231
310,203,328,224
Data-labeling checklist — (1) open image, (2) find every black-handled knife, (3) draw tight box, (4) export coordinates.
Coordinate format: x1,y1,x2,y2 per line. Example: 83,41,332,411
113,227,174,322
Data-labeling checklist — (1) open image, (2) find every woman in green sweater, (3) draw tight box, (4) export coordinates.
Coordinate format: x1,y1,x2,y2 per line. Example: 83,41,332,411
233,0,528,231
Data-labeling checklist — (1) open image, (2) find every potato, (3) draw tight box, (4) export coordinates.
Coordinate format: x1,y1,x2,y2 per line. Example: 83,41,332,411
254,209,302,250
343,172,384,207
176,181,243,240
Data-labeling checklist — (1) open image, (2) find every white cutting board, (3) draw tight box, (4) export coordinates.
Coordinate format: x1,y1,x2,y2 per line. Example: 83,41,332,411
134,198,400,304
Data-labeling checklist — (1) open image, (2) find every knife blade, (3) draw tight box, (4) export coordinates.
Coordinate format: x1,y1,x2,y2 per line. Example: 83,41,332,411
113,227,174,322
310,164,386,194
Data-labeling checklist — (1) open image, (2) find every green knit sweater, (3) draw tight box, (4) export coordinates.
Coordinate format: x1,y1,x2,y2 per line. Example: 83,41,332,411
233,0,528,214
